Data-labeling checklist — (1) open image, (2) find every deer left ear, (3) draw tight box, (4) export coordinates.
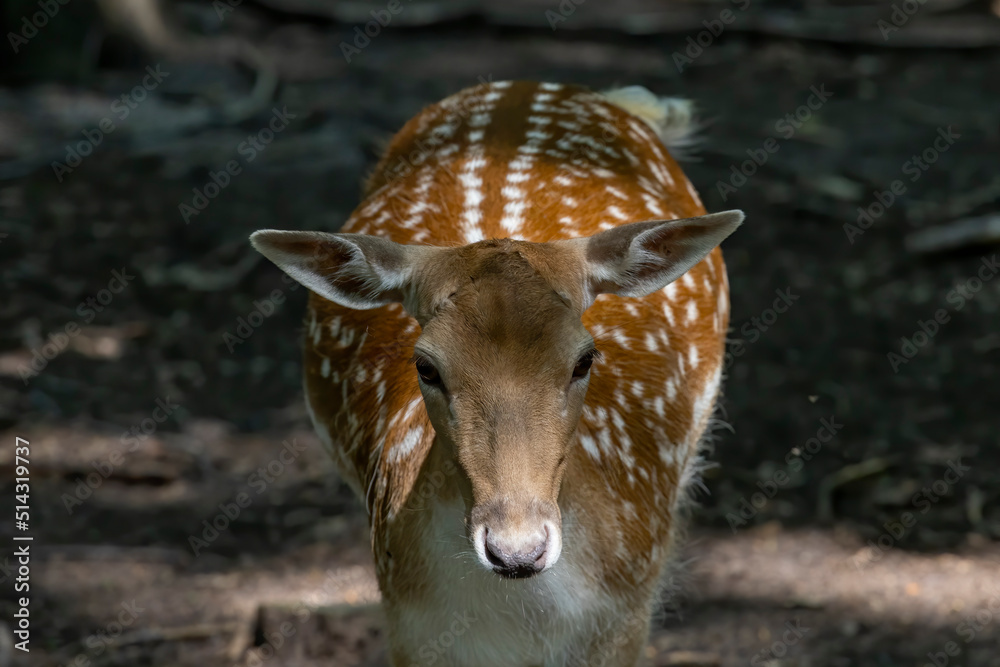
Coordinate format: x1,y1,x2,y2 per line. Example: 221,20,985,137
575,210,744,301
250,230,438,310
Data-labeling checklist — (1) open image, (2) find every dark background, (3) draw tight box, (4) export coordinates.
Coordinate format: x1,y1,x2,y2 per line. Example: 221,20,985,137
1,0,999,665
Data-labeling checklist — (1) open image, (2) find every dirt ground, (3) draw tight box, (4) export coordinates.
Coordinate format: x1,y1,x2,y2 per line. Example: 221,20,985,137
1,0,999,665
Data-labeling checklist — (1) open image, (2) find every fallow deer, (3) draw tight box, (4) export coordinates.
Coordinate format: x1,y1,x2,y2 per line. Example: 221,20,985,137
251,80,743,667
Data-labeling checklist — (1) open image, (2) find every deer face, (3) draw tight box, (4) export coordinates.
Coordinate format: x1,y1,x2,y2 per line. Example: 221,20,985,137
409,241,595,578
250,209,742,579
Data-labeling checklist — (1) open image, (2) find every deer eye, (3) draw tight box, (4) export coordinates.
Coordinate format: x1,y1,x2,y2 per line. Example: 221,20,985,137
415,357,442,386
572,349,598,380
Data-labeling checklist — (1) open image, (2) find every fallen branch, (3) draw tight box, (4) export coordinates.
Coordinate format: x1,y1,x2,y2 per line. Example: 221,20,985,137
905,214,1000,254
94,0,278,122
818,456,896,522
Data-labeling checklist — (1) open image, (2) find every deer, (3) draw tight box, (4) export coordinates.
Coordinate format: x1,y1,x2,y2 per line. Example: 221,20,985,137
251,80,743,667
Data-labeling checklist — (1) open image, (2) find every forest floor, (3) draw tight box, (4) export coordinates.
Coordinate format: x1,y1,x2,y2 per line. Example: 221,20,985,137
1,0,999,664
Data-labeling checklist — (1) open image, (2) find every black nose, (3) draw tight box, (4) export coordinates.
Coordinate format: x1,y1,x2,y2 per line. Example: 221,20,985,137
484,528,548,579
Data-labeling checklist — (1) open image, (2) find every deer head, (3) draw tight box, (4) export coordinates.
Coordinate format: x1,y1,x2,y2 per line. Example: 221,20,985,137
251,209,742,579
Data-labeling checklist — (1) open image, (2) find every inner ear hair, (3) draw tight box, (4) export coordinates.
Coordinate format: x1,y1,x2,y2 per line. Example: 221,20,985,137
583,209,744,299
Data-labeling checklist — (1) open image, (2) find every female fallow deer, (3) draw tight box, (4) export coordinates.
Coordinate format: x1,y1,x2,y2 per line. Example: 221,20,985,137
251,80,742,666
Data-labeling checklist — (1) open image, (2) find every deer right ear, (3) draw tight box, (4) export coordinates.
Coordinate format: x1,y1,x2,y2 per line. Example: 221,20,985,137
577,210,744,302
250,230,435,310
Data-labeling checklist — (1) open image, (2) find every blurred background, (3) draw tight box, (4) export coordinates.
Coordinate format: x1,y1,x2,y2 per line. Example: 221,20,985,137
1,0,999,665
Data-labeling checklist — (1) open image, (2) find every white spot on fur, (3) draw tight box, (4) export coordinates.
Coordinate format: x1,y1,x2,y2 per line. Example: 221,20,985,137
597,428,614,457
606,185,628,200
662,301,676,327
685,178,703,208
468,113,492,128
642,195,665,217
501,200,528,233
390,424,424,463
307,310,319,343
686,300,698,324
502,186,524,200
510,156,534,171
460,148,487,241
530,103,560,114
608,205,629,221
665,377,677,402
612,330,630,349
691,365,722,436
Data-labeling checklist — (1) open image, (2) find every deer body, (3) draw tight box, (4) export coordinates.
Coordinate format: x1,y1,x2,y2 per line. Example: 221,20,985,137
252,81,742,667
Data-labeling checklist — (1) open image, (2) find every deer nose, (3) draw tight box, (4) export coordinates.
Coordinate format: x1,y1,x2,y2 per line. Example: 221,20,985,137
482,525,550,579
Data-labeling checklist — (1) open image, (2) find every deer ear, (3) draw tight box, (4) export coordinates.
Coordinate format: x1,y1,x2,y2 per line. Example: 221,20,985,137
250,230,433,310
579,210,743,301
